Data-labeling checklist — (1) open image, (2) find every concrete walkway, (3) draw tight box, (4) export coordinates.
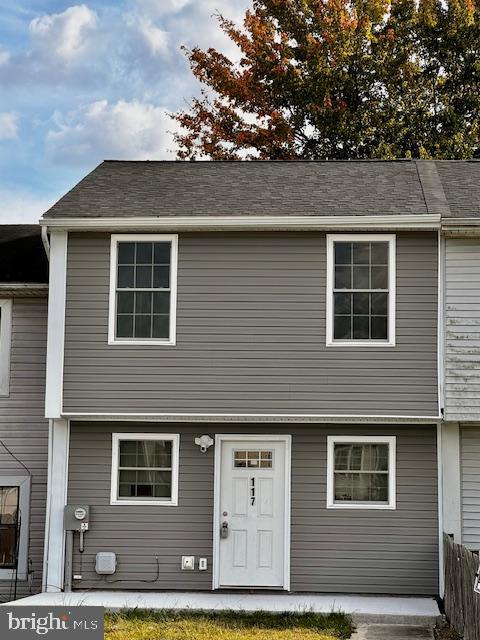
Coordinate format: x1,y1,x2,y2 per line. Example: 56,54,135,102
352,624,434,639
3,591,441,625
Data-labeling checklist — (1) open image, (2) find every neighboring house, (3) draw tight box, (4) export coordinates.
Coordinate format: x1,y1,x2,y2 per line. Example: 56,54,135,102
0,226,49,601
438,162,480,553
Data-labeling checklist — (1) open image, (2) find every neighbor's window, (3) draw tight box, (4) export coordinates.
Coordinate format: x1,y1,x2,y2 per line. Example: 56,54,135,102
108,235,178,345
0,300,12,396
327,436,396,509
326,235,395,346
0,487,19,568
110,434,179,506
0,476,31,579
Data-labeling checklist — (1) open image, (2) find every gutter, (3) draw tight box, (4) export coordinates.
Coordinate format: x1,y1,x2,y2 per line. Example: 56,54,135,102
39,214,441,232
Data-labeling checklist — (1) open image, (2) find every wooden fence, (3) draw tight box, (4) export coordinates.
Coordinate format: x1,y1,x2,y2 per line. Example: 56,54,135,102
444,533,480,640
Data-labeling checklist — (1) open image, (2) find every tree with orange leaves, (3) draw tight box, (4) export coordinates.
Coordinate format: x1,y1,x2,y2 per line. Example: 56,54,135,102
173,0,479,159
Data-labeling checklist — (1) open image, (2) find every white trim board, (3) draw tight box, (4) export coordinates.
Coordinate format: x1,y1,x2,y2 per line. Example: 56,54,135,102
325,233,396,347
212,434,291,591
40,214,441,232
64,412,442,424
45,231,68,419
108,234,178,346
43,418,70,592
0,299,12,396
110,432,179,506
326,435,396,510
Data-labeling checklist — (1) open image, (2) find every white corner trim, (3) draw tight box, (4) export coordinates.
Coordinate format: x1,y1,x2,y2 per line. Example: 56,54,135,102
441,423,461,542
437,231,445,417
326,234,396,347
0,475,31,580
40,214,441,232
326,435,397,510
437,423,445,598
110,432,180,506
108,234,178,346
44,418,70,592
212,434,291,591
0,299,12,397
45,232,68,419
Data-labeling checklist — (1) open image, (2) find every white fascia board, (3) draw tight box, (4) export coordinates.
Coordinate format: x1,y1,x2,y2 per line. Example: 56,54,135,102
45,231,67,419
40,214,441,232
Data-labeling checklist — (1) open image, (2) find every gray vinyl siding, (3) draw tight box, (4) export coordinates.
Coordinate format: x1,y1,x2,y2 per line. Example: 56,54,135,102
63,231,438,417
461,425,480,550
0,298,48,600
445,238,480,421
68,422,439,595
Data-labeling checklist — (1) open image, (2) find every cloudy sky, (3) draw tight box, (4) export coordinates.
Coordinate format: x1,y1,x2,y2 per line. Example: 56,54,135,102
0,0,250,223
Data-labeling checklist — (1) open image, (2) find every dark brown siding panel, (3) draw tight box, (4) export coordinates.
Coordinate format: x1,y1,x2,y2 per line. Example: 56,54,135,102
0,298,48,599
63,232,438,416
68,422,439,595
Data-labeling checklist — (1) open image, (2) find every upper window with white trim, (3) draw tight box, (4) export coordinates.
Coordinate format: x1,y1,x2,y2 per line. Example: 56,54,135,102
0,300,12,396
326,234,396,346
327,435,396,509
108,235,178,346
110,433,179,506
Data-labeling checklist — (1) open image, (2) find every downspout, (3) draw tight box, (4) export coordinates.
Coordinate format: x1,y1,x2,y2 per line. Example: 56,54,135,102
41,225,50,261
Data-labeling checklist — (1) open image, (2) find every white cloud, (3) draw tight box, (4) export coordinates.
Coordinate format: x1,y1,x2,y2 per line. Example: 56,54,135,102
134,0,193,18
0,48,10,65
47,99,179,165
0,112,19,140
0,188,54,223
29,4,97,62
124,13,169,57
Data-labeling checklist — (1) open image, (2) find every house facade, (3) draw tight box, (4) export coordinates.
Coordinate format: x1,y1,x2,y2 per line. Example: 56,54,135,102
0,227,49,601
1,159,479,601
41,160,444,596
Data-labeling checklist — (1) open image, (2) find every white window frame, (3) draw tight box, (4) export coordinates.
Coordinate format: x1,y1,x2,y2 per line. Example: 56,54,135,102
326,234,396,347
110,433,180,506
326,435,396,510
0,299,12,396
108,234,178,346
0,475,31,580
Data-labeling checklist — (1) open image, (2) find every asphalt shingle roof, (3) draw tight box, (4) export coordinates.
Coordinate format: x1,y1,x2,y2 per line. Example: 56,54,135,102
436,161,480,219
41,159,480,221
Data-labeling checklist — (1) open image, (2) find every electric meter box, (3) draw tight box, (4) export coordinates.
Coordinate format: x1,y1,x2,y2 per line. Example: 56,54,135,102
64,505,90,531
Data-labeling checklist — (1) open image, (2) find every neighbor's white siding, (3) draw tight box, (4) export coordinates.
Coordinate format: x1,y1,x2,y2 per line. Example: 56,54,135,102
461,425,480,550
445,238,480,421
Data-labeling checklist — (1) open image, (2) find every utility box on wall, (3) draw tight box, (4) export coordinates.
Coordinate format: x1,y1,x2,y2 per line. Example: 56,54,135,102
64,505,90,531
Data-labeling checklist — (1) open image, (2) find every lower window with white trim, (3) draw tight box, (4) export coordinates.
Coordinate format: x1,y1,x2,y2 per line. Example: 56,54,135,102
110,434,179,506
327,436,396,509
0,475,31,579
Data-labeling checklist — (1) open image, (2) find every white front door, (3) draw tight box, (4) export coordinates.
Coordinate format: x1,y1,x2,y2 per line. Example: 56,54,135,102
217,438,289,588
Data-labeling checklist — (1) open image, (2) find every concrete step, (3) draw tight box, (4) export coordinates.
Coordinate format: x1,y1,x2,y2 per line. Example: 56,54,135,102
352,624,434,640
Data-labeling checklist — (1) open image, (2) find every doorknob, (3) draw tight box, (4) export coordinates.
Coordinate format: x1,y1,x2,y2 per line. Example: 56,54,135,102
220,521,229,539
